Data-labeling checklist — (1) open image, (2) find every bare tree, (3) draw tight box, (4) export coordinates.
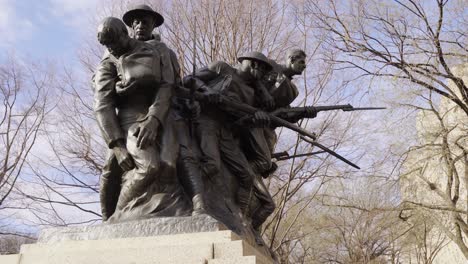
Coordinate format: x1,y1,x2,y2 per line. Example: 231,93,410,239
0,56,52,208
0,235,35,255
15,66,104,227
0,55,55,240
309,0,468,260
2,1,415,261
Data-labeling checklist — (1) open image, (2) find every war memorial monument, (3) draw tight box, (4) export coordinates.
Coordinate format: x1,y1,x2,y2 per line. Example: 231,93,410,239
0,4,383,264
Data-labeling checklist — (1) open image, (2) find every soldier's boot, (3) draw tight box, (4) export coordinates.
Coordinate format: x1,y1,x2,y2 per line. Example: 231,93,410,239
191,194,207,216
179,145,208,215
251,176,276,230
252,225,265,246
251,201,275,230
99,173,111,221
237,186,254,216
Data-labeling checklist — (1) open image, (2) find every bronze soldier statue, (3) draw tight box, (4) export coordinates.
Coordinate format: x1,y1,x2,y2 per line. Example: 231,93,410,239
241,49,309,234
122,4,207,215
94,17,190,221
254,49,309,173
122,4,181,83
183,52,273,219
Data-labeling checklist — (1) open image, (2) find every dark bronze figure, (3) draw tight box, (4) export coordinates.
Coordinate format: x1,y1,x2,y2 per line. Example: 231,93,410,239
182,52,273,217
94,17,190,222
237,50,309,234
123,4,207,215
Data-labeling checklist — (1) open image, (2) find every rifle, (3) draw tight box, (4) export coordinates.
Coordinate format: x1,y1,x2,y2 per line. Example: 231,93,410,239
176,87,360,169
188,14,197,137
176,86,317,140
272,151,326,161
273,104,386,120
300,136,360,169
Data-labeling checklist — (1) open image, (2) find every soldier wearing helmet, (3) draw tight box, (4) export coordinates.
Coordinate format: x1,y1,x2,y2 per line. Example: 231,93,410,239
94,17,191,221
182,52,273,222
123,5,210,215
122,4,181,83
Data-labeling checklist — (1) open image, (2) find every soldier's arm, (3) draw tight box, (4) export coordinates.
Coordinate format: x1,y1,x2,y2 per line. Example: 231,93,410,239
135,49,174,149
94,57,125,148
146,50,174,125
182,61,229,91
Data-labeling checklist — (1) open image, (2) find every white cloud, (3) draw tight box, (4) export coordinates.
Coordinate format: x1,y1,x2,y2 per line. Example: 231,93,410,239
0,0,36,45
49,0,100,30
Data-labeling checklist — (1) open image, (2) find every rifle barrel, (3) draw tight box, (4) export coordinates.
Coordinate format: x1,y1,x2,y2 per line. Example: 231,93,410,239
342,107,386,111
300,136,360,169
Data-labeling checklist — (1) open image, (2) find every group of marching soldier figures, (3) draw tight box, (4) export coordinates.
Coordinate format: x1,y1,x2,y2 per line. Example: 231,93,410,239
93,4,314,241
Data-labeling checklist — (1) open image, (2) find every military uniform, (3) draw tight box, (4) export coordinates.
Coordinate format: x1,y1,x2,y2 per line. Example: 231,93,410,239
94,38,189,221
189,59,277,218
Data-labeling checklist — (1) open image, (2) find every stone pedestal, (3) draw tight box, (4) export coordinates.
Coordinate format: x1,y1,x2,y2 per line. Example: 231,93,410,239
0,215,275,264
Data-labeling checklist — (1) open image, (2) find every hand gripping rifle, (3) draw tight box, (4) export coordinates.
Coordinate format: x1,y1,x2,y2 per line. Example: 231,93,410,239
176,87,360,169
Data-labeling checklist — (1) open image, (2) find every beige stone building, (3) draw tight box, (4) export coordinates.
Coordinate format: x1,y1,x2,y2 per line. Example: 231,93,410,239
401,65,467,263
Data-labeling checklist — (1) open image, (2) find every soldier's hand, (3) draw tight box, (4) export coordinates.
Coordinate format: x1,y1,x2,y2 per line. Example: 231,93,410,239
113,144,135,171
133,116,160,149
260,94,275,110
182,101,201,119
252,111,271,127
305,107,317,119
116,80,139,95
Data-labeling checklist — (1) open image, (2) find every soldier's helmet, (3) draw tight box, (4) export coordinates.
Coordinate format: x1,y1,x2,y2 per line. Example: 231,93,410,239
123,4,165,28
238,51,273,71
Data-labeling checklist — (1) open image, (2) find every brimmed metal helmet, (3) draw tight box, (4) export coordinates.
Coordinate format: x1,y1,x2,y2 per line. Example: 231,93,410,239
237,51,273,71
122,4,164,28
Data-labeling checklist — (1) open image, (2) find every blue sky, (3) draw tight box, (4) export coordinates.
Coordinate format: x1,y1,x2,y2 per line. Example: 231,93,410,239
0,0,99,63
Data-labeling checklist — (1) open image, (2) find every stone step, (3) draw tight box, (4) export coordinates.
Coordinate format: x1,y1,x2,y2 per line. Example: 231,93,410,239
21,230,239,255
209,256,266,264
214,240,273,264
19,243,213,264
37,215,227,244
0,254,20,264
3,228,275,264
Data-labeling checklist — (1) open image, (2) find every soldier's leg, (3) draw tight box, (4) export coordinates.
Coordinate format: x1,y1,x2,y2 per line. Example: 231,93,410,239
99,151,123,220
242,128,272,175
175,118,207,215
195,114,222,177
116,124,160,211
261,127,279,176
218,127,255,215
251,174,276,230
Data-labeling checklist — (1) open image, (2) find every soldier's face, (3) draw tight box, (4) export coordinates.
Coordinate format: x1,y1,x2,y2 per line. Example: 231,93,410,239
242,60,268,80
132,14,155,41
290,56,306,74
104,35,127,57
